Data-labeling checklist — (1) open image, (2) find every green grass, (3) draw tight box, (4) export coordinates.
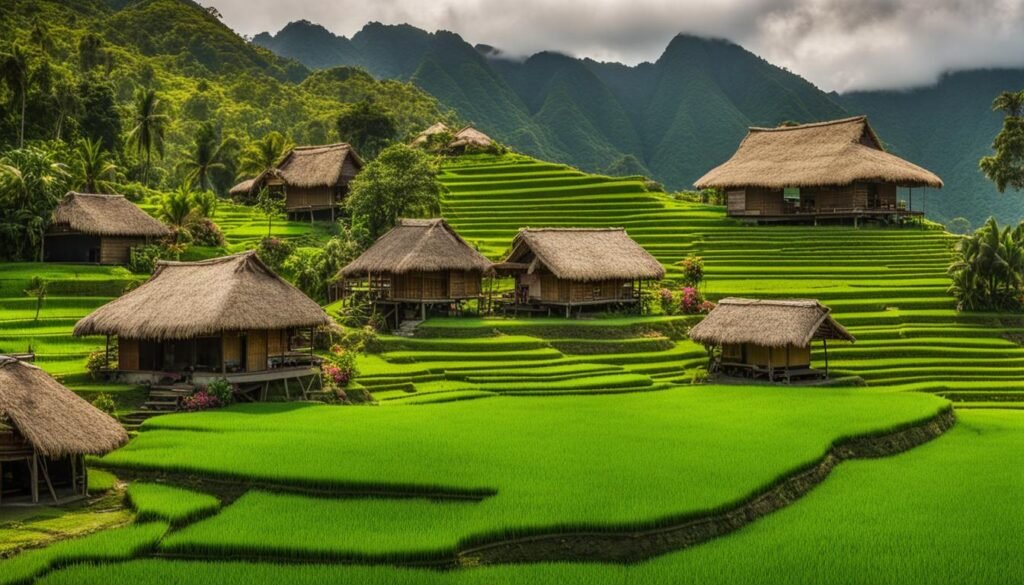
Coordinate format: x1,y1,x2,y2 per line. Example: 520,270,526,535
0,521,167,585
103,387,947,561
39,410,1023,584
125,483,220,526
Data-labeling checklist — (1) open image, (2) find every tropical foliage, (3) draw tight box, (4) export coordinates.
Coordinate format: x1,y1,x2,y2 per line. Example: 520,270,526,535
979,90,1024,193
948,217,1024,311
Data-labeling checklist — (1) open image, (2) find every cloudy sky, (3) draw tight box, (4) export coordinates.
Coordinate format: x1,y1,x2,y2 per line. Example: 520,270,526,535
213,0,1024,92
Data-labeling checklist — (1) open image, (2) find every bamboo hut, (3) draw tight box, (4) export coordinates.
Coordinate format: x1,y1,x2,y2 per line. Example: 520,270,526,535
494,228,664,317
688,298,855,382
74,252,332,397
44,192,169,264
411,122,450,147
448,126,494,152
694,116,942,225
262,143,363,222
337,219,493,326
0,356,128,505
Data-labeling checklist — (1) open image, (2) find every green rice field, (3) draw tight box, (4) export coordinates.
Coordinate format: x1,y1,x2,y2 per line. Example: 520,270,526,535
2,153,1022,583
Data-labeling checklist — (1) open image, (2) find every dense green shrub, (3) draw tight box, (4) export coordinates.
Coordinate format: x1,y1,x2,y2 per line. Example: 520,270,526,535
91,393,117,415
948,217,1024,311
257,237,294,272
127,244,165,274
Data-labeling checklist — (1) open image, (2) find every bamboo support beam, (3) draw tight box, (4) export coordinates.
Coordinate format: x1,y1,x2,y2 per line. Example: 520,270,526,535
31,451,38,504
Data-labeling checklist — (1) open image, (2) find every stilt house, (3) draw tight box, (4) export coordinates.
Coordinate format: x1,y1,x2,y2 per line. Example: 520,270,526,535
44,193,169,264
688,298,856,382
337,219,493,326
73,252,331,394
694,116,942,225
494,228,664,317
0,356,128,505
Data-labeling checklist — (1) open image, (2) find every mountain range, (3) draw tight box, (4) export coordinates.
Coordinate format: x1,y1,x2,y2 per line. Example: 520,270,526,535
254,20,1024,226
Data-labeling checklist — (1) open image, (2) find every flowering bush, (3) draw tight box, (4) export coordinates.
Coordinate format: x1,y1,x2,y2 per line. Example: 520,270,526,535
679,286,701,314
180,390,221,412
679,255,705,287
189,218,225,247
658,288,676,315
322,344,357,393
204,378,234,405
86,349,116,380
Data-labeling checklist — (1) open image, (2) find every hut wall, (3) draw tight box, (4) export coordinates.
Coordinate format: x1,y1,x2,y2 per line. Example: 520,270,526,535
741,188,784,216
735,343,811,368
266,329,288,357
43,233,101,263
118,338,140,370
447,271,482,298
285,186,334,211
341,155,360,181
246,330,268,372
568,279,628,303
539,273,568,302
726,190,746,215
222,332,241,368
99,236,145,265
392,271,449,300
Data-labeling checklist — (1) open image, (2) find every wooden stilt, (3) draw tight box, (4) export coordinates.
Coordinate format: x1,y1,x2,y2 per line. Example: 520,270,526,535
31,451,38,504
221,331,226,375
83,457,89,496
39,457,58,503
71,454,77,495
283,377,291,400
823,338,829,377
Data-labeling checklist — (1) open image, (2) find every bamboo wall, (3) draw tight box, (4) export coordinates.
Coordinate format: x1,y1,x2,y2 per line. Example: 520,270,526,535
99,236,146,265
723,343,811,368
246,330,268,372
389,270,481,300
728,183,899,216
529,272,629,303
118,338,139,370
285,186,335,211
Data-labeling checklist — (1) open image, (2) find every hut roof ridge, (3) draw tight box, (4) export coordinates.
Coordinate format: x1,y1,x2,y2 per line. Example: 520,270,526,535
688,297,855,348
341,218,493,277
505,227,665,282
50,192,170,238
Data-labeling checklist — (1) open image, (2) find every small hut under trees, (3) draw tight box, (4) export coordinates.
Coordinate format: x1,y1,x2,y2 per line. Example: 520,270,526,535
411,122,450,147
44,192,169,264
265,143,363,222
74,252,332,397
694,116,943,225
337,219,493,326
228,175,263,200
0,356,128,505
448,126,495,152
688,298,856,382
494,228,664,317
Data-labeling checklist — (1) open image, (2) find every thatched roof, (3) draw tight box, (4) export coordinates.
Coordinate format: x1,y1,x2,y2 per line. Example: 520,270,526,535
273,143,363,189
50,192,169,238
694,116,943,190
74,252,331,340
412,122,450,146
505,228,665,282
688,298,855,349
0,357,128,457
450,126,494,149
341,219,493,277
229,177,258,196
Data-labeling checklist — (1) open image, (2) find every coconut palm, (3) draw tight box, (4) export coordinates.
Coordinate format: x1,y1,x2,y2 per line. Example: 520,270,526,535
0,147,69,260
157,184,199,243
949,217,1024,310
71,137,118,194
127,88,168,186
992,90,1024,117
238,131,292,178
0,44,31,148
177,123,227,192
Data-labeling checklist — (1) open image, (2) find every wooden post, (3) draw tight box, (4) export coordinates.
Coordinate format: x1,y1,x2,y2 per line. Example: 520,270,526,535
31,451,38,504
70,453,77,496
83,456,89,496
105,335,110,370
420,302,426,321
221,331,226,375
39,457,58,502
0,460,4,506
823,338,829,377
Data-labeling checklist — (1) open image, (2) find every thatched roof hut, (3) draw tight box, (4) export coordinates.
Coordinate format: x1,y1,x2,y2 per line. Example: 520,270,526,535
341,219,492,277
694,116,942,190
0,356,127,458
74,251,331,341
689,298,855,348
273,143,363,189
503,228,664,282
50,192,169,238
449,126,494,150
412,122,450,146
229,176,261,198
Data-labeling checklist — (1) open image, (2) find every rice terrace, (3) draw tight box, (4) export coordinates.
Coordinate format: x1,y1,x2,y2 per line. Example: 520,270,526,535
1,1,1023,584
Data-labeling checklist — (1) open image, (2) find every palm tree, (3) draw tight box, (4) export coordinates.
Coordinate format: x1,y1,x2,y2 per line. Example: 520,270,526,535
0,45,31,148
157,184,198,243
72,138,118,193
0,147,69,260
992,90,1024,117
127,88,168,186
178,123,227,192
238,131,292,178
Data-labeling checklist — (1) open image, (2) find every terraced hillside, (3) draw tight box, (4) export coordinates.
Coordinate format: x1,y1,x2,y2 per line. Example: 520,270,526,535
435,154,1024,406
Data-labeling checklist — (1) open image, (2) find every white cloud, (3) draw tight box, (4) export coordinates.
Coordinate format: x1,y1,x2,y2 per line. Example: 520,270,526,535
210,0,1024,91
